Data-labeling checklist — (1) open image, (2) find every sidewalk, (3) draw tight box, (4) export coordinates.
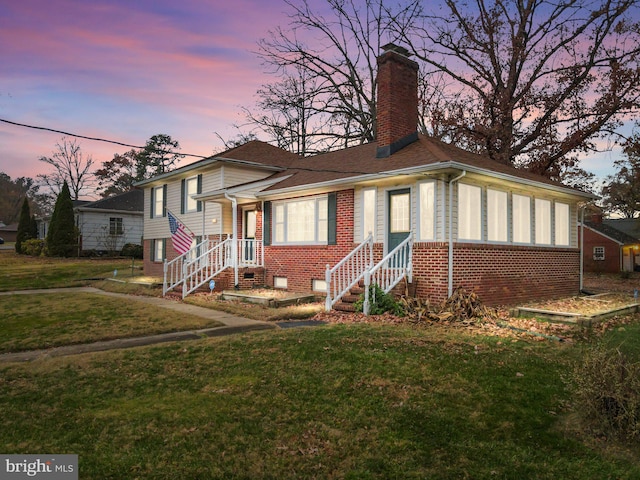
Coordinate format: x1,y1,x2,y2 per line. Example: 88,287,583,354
0,287,276,363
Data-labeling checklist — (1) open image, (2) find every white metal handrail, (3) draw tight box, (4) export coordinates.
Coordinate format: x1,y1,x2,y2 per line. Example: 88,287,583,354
182,237,233,298
363,235,413,315
325,234,374,311
163,237,213,296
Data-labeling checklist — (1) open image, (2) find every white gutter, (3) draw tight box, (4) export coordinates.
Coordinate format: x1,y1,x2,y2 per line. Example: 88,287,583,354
448,170,466,297
224,192,239,287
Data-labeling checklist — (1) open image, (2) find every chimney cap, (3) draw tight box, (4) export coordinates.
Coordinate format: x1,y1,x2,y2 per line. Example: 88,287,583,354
381,43,411,58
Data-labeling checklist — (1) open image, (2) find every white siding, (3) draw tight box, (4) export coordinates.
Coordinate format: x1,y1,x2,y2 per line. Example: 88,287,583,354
78,211,143,251
223,165,273,188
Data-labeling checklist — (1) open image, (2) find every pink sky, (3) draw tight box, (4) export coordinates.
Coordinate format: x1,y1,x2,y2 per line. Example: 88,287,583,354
0,0,292,195
0,0,632,198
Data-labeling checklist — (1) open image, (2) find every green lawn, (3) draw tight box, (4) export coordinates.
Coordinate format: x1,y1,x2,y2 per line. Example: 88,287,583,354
0,324,638,478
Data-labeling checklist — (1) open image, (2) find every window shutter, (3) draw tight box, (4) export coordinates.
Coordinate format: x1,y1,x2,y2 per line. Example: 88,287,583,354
180,179,186,214
162,238,166,260
263,201,271,246
162,185,167,217
328,192,337,245
197,174,203,212
150,188,156,219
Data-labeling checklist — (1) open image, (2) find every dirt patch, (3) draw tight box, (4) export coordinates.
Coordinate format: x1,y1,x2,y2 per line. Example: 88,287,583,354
522,293,638,316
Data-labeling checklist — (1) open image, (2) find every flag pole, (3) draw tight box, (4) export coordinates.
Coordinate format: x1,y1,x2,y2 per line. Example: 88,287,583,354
167,209,195,237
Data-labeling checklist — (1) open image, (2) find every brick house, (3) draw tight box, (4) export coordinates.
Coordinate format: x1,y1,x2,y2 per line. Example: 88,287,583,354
580,214,640,273
137,44,595,309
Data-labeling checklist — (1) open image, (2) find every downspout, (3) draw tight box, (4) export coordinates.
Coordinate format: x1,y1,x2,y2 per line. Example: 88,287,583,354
580,205,585,293
448,170,466,297
224,192,239,288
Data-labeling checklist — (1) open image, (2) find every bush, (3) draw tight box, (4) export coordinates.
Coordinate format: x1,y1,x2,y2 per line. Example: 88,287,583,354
21,239,45,257
354,284,404,316
570,342,640,440
121,243,143,259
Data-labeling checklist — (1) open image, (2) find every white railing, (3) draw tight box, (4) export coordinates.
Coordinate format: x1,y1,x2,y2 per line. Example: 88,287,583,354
363,236,413,315
163,237,214,296
182,238,233,298
325,234,374,311
238,239,263,268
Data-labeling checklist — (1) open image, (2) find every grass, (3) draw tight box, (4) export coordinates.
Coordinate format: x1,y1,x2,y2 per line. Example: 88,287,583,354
0,324,639,478
0,251,137,291
0,292,223,353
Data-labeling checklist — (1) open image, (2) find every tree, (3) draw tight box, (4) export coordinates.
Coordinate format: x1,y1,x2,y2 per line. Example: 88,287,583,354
15,198,33,254
135,134,184,180
0,173,45,224
601,133,640,218
94,149,139,198
46,181,77,257
249,0,423,154
394,0,640,179
37,137,96,200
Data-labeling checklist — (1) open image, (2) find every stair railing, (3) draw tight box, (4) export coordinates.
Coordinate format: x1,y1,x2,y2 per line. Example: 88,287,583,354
325,233,374,311
163,236,213,296
182,237,233,298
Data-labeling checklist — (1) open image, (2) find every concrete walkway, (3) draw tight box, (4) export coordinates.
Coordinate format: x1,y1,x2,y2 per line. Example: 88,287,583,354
0,287,276,363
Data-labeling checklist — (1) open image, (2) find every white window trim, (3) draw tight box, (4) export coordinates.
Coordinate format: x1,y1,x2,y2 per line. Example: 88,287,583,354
153,185,165,218
486,188,508,243
153,239,165,262
184,176,199,214
272,195,329,245
457,183,483,241
554,202,570,246
418,180,436,241
535,198,552,245
512,193,532,244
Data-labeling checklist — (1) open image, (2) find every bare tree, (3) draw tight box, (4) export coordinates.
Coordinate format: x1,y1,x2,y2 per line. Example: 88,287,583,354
601,132,640,218
37,137,96,200
393,0,640,179
247,0,423,154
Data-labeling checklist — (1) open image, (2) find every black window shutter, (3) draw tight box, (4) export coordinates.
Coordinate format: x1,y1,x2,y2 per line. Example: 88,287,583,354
263,201,271,246
150,188,155,219
162,238,166,260
328,192,337,245
197,174,203,212
162,185,167,217
180,179,186,214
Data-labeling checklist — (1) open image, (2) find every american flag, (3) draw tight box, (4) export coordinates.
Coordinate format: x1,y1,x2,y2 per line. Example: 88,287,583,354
168,211,194,255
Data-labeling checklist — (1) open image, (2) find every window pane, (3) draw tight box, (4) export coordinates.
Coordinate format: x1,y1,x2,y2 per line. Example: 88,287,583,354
154,239,164,261
154,186,164,217
186,177,198,212
487,189,507,242
287,199,315,242
317,198,328,243
390,193,410,233
535,199,551,244
458,184,481,240
512,194,531,243
419,182,435,240
363,189,376,239
275,204,285,243
555,202,569,246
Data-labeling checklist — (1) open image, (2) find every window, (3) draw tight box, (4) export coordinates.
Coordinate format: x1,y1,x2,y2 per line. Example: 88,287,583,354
535,199,551,245
273,196,328,244
312,279,327,292
555,202,570,246
390,192,410,233
274,276,288,289
183,176,200,213
419,181,435,241
487,189,507,242
109,217,123,235
594,246,605,260
153,239,165,262
512,194,531,243
362,188,376,239
152,185,165,218
458,183,482,240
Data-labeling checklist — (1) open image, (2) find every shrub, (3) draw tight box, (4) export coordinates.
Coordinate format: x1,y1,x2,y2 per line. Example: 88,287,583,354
354,284,404,316
570,342,640,440
121,243,143,259
21,239,45,256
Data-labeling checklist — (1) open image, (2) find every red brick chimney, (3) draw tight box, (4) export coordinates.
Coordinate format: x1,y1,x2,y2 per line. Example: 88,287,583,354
376,43,419,158
591,213,603,223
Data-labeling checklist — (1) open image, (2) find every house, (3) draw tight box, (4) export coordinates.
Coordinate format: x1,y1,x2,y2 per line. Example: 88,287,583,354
0,223,18,243
137,44,595,308
580,214,640,272
38,190,144,254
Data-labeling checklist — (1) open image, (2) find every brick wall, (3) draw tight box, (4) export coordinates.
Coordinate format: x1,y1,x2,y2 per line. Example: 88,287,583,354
409,242,580,306
264,189,356,292
579,226,621,273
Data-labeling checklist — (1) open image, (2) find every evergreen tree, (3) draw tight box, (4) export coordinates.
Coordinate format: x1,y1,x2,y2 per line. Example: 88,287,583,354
46,181,77,257
15,197,33,254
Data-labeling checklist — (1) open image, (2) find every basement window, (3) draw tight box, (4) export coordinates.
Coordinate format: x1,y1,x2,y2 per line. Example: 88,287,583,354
312,279,327,292
274,276,288,289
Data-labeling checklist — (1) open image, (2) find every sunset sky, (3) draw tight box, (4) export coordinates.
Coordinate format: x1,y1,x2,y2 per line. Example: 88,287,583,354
0,0,632,197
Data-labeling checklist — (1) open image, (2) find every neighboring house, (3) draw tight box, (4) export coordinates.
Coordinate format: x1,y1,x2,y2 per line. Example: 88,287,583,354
137,44,595,308
580,214,640,273
0,223,18,242
38,190,144,254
